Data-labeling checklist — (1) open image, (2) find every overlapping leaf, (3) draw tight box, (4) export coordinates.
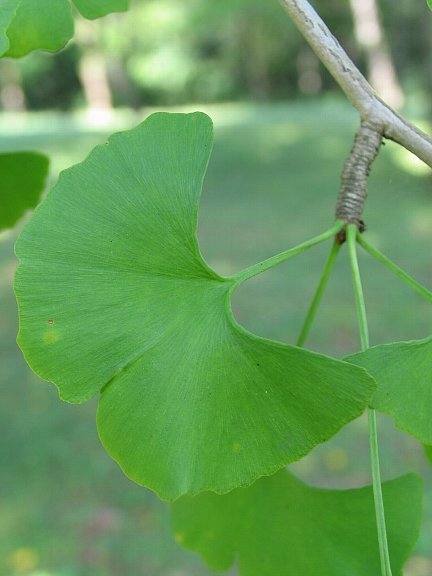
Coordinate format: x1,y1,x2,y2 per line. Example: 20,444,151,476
171,469,422,576
347,336,432,443
0,152,49,232
0,0,17,55
15,112,375,500
73,0,129,20
0,0,129,58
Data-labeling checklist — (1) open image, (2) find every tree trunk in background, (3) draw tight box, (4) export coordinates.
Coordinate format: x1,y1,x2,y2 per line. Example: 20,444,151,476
348,0,404,108
0,61,26,112
239,16,271,100
76,20,113,125
79,52,113,119
296,46,322,95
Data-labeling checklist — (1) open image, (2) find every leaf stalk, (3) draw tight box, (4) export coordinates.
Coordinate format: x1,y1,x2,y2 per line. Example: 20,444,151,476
231,220,344,285
296,240,341,347
357,234,432,304
347,224,393,576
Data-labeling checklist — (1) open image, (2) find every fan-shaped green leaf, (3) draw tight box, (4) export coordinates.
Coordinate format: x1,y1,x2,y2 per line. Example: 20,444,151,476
172,470,422,576
346,336,432,443
0,152,49,231
15,112,375,500
1,0,129,58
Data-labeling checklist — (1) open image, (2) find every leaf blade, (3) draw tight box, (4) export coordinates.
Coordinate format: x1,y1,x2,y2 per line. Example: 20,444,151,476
15,112,376,500
346,336,432,444
0,152,49,231
3,0,74,58
172,470,423,576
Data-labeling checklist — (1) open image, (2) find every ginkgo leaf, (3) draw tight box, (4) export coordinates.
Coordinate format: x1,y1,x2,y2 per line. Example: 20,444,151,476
2,0,73,58
1,0,129,58
15,112,375,501
171,470,423,576
346,336,432,443
0,152,49,232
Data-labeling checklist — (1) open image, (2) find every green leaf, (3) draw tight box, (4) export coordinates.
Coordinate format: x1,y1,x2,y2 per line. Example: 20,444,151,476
0,152,49,232
424,444,432,463
427,0,432,11
2,0,74,58
172,470,423,576
0,0,18,55
346,336,432,444
1,0,129,58
72,0,129,20
15,112,376,501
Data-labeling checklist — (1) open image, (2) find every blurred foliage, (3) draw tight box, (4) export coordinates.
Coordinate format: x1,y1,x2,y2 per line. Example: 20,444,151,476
0,0,430,110
20,45,82,110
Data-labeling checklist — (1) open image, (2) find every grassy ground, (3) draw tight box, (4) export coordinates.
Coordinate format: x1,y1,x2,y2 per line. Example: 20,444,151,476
1,99,431,575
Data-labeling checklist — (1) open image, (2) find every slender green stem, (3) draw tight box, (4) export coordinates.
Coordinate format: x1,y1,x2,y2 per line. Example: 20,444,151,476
296,240,341,347
368,408,392,575
231,220,344,284
357,234,432,304
347,225,369,350
347,224,392,576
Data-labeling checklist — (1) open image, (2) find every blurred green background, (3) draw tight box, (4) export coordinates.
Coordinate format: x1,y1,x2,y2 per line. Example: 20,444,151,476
1,0,432,575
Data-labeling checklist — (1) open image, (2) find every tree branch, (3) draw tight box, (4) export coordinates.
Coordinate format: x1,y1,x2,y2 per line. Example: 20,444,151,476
279,0,432,167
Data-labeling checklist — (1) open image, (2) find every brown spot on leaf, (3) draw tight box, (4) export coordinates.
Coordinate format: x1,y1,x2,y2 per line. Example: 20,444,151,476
44,331,59,344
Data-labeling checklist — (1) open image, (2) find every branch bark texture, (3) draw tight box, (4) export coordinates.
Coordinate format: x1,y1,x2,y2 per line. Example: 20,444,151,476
336,121,382,226
279,0,432,167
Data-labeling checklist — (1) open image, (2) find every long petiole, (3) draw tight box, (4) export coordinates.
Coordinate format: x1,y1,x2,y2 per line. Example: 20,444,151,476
296,240,341,347
357,234,432,304
347,225,369,350
347,224,392,576
231,220,344,284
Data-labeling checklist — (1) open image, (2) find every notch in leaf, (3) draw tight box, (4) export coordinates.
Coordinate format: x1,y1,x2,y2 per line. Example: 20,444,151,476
15,112,375,500
171,470,423,576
